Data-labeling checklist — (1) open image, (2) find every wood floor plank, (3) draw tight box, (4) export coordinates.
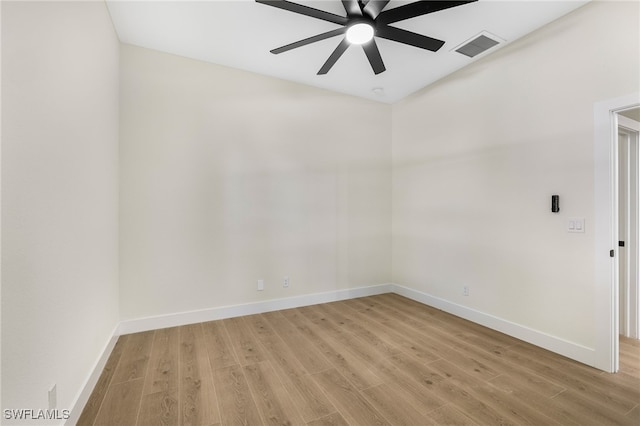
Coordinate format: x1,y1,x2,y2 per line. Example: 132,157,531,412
487,374,579,425
425,405,480,426
111,331,154,385
138,389,179,426
430,379,514,425
262,311,333,374
318,303,401,359
618,336,640,352
621,335,640,348
490,367,564,399
336,300,441,364
418,331,502,381
365,311,465,368
362,297,569,397
311,369,391,426
77,335,128,426
223,316,267,366
387,352,448,390
382,294,518,351
212,364,264,426
420,359,518,426
416,329,566,399
279,308,383,390
416,323,528,384
447,340,565,396
299,305,391,368
620,347,640,376
243,360,305,426
386,298,515,358
297,305,379,365
619,359,640,377
503,343,638,414
515,340,622,381
306,412,350,426
298,304,448,414
242,311,336,423
361,383,436,426
473,377,565,425
626,404,640,423
94,378,144,426
353,296,499,364
180,324,220,426
373,356,448,414
143,327,180,395
201,319,238,370
428,358,563,425
552,389,635,426
339,297,375,314
600,370,640,400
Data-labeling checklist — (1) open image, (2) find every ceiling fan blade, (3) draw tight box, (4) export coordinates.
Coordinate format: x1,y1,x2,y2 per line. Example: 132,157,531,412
376,25,445,51
363,0,390,19
341,0,362,17
377,1,477,25
271,28,346,54
318,38,350,75
256,0,348,26
362,39,386,74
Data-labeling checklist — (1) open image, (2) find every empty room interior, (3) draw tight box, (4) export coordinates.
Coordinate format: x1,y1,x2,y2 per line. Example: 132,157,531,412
1,0,639,425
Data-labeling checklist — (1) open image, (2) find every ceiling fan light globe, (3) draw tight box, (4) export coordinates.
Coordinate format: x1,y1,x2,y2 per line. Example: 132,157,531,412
346,23,374,45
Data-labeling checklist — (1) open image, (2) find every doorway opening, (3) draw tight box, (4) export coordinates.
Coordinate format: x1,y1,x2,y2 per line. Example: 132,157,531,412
594,93,639,373
617,110,639,341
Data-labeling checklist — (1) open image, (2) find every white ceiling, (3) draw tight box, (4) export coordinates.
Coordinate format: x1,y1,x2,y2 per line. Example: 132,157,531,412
106,0,589,103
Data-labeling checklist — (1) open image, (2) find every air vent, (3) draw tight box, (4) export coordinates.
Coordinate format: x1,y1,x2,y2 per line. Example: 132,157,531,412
454,32,503,58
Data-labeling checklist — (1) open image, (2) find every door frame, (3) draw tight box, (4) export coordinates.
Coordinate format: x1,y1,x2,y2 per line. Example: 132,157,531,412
617,116,640,339
594,93,640,372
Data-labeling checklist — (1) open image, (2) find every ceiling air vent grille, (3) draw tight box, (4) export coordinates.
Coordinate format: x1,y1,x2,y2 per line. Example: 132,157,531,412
454,32,502,58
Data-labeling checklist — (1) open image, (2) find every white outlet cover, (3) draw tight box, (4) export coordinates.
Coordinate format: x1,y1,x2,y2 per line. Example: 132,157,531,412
257,279,264,291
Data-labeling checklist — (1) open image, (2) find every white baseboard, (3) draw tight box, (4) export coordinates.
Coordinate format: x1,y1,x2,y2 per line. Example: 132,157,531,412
69,281,598,424
391,283,596,367
115,283,598,368
118,283,393,335
66,324,120,426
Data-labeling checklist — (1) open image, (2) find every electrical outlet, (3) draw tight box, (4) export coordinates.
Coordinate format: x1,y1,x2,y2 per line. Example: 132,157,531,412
283,276,290,288
48,384,57,409
257,279,264,291
463,286,469,296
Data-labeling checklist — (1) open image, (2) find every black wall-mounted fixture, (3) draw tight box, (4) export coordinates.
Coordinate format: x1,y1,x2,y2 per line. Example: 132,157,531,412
551,195,560,213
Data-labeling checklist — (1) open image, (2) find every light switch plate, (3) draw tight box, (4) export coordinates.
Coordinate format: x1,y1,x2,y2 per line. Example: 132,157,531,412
568,217,585,233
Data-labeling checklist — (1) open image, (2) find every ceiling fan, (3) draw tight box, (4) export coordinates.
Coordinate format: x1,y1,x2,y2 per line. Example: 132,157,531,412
255,0,477,75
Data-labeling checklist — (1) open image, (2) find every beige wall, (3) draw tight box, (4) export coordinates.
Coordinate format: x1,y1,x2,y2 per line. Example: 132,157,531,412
119,45,392,321
1,0,119,418
392,0,639,349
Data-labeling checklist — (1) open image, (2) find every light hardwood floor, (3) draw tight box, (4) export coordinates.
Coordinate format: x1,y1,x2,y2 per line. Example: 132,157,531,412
78,294,640,425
